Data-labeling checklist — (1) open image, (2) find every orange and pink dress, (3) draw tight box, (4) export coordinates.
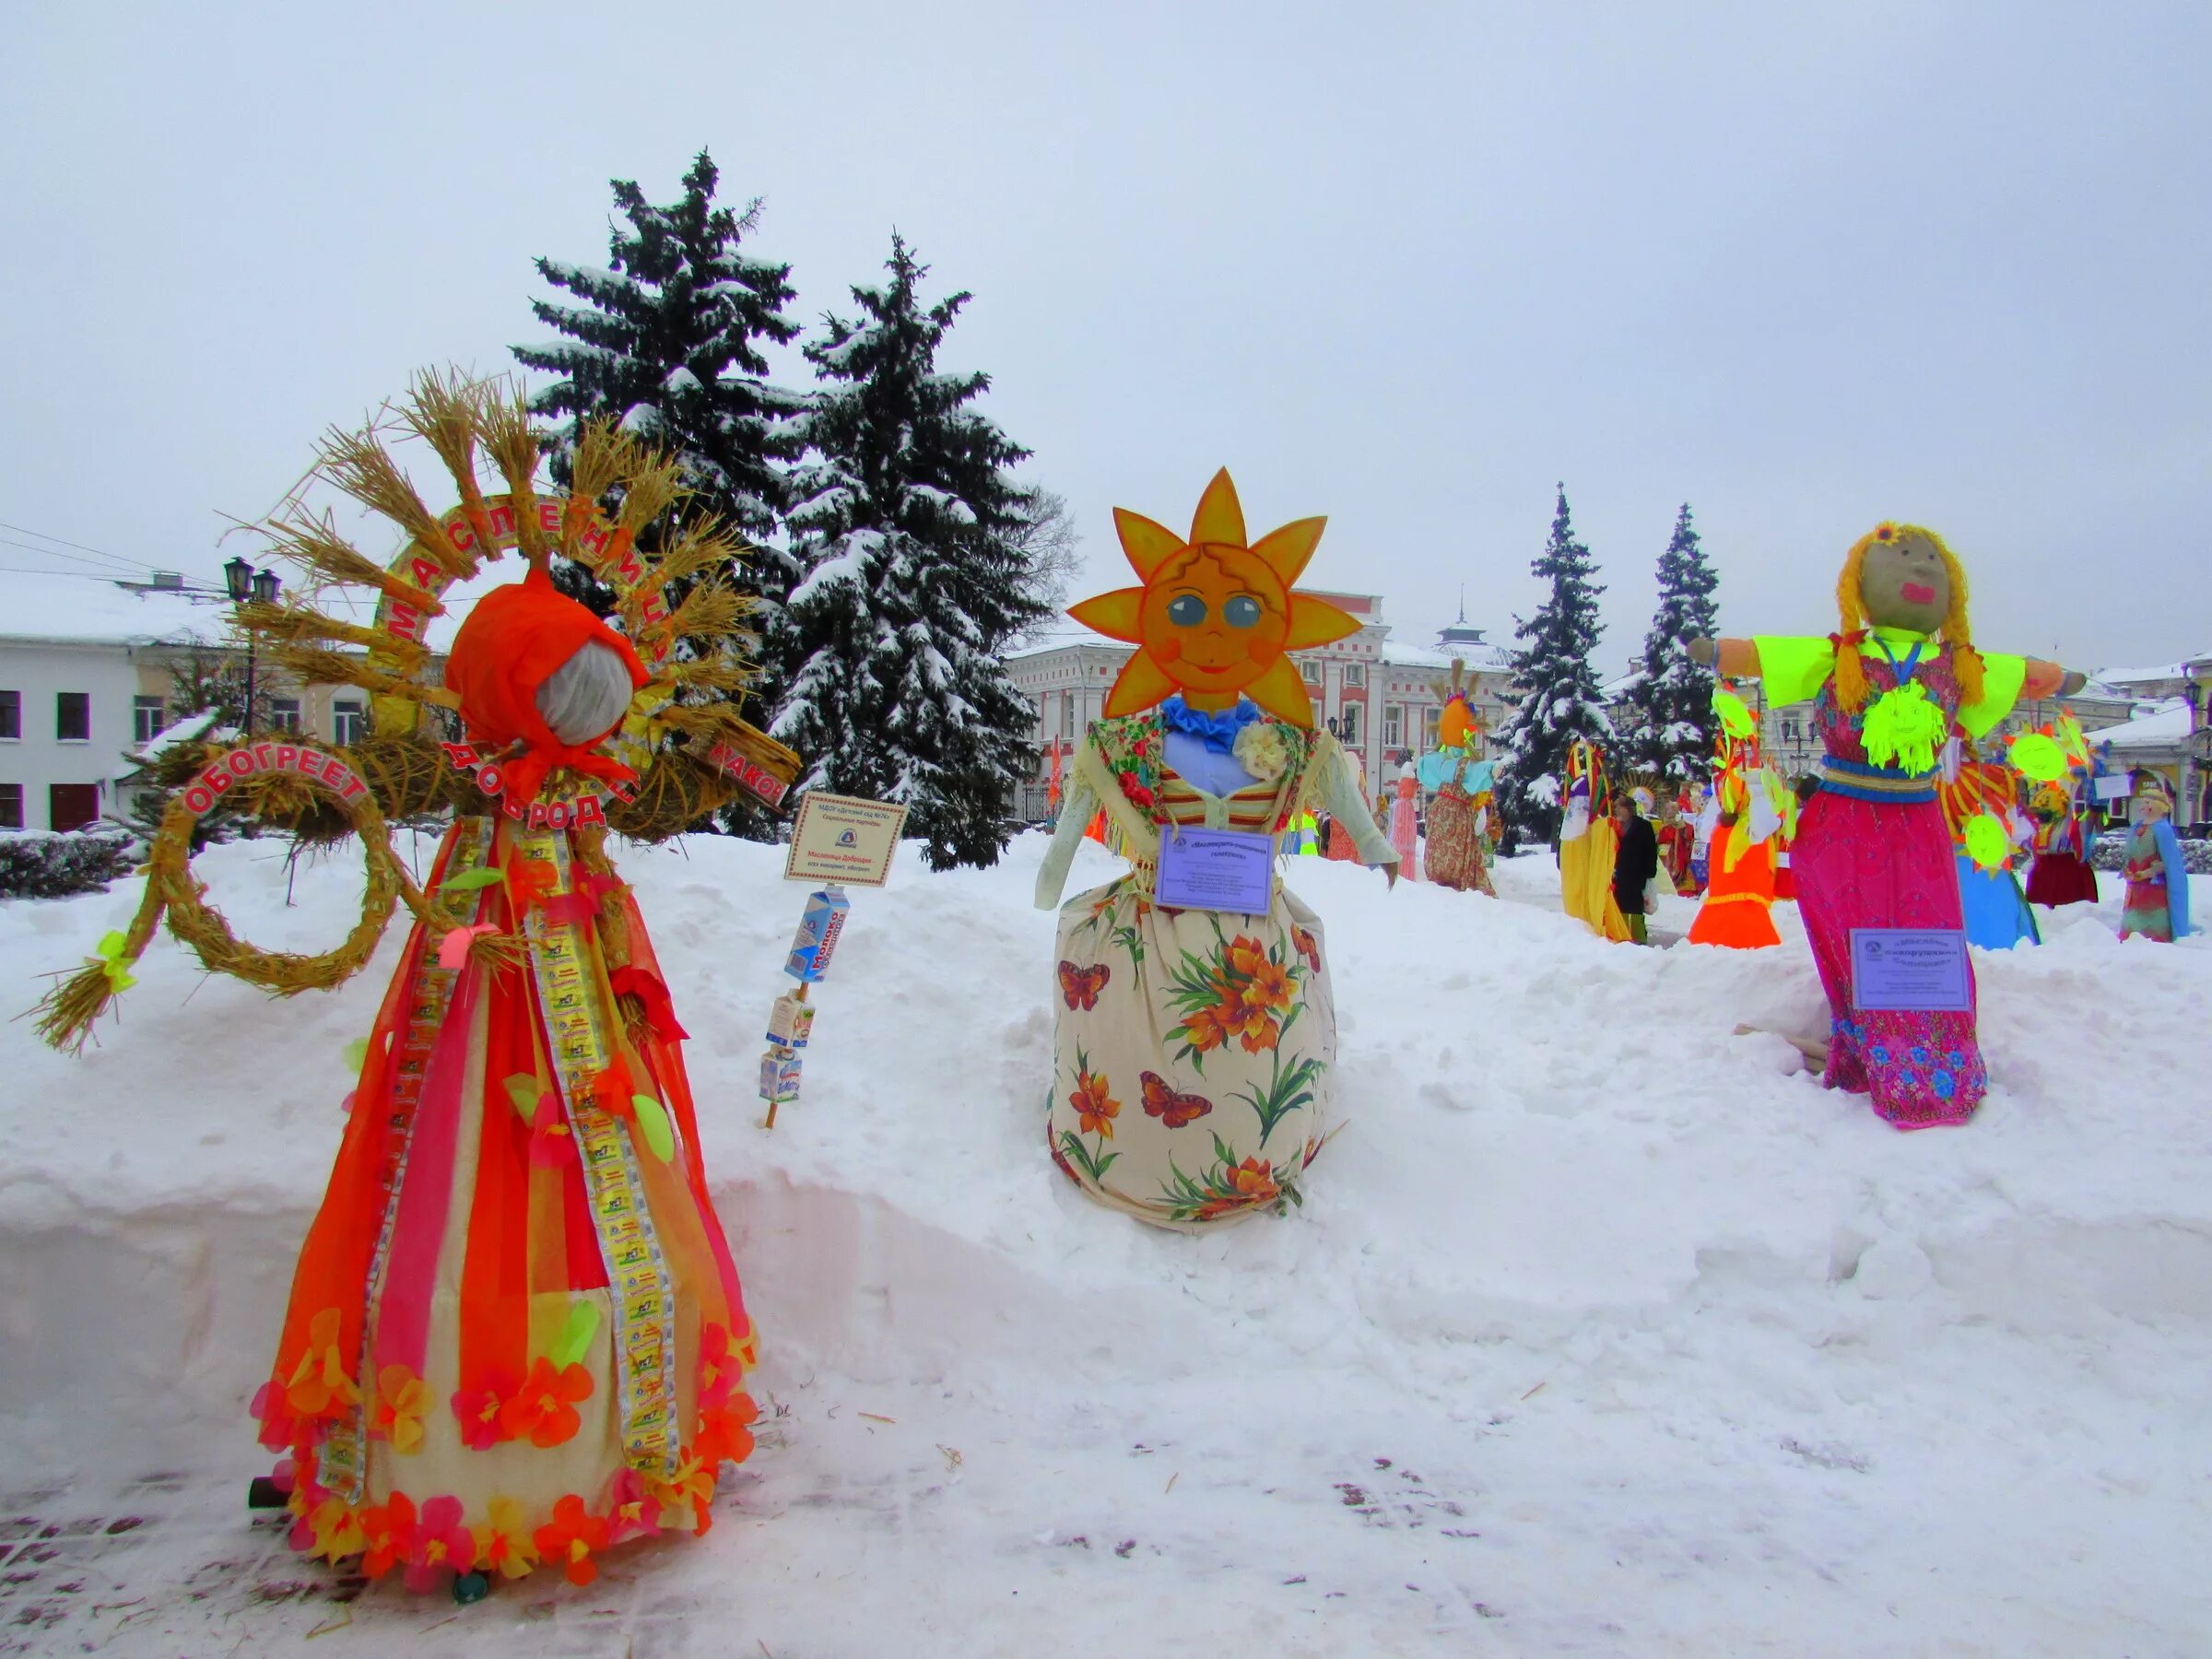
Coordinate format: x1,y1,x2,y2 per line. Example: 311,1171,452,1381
255,573,759,1591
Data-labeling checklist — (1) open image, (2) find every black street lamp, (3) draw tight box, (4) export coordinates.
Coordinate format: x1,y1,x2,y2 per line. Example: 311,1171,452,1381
222,559,281,733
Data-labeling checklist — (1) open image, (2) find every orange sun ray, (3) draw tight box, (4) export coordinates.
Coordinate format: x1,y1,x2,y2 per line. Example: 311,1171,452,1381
1112,509,1185,581
1189,469,1246,547
1242,656,1314,725
1283,593,1361,650
1102,651,1181,718
1250,517,1327,585
1068,587,1144,642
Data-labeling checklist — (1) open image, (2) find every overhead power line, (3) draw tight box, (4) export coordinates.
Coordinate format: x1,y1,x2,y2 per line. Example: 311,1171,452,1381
0,515,169,575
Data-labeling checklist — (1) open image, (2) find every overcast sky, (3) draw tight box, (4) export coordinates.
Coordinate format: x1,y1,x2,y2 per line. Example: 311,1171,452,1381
4,1,2206,673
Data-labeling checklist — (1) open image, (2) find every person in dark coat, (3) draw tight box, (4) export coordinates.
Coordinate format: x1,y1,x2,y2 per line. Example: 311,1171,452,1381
1611,790,1661,944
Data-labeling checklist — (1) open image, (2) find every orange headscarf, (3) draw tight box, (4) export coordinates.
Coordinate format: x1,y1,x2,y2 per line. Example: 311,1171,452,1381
443,567,648,806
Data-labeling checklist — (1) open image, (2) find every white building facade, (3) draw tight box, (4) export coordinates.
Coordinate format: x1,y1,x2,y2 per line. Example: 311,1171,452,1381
0,571,366,832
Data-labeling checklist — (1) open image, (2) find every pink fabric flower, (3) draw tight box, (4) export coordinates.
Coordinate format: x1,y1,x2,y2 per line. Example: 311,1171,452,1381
450,1377,513,1451
403,1496,477,1594
606,1467,663,1544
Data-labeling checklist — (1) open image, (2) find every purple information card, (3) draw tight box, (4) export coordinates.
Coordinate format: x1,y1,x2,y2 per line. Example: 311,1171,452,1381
1849,928,1972,1012
1154,828,1276,915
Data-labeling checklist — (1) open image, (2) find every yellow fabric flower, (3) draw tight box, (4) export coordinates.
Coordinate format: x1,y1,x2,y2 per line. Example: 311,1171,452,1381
470,1496,541,1581
284,1308,360,1421
302,1495,365,1561
371,1363,430,1454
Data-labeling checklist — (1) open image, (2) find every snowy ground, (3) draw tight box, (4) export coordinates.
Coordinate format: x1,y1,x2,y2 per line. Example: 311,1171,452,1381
2,831,2208,1657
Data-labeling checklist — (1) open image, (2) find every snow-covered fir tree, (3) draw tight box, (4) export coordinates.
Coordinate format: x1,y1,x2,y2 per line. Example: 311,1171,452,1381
1619,503,1721,787
771,235,1053,871
1494,487,1612,842
514,149,804,582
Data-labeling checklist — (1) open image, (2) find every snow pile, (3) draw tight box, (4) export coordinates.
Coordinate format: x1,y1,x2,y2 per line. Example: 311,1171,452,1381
2,834,2209,1654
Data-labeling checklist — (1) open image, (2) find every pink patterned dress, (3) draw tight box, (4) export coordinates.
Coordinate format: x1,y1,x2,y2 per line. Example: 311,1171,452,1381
1794,645,1989,1128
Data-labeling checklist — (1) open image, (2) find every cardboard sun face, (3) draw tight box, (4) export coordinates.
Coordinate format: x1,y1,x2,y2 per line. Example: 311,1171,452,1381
1067,469,1359,725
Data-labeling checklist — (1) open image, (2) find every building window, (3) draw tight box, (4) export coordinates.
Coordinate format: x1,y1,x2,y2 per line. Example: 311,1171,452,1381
332,699,367,747
269,698,302,734
1340,702,1361,747
0,782,21,829
1061,696,1075,740
1343,663,1365,688
1299,659,1322,687
0,689,18,739
49,782,100,831
56,691,90,743
1383,703,1403,748
134,696,167,745
1423,707,1441,748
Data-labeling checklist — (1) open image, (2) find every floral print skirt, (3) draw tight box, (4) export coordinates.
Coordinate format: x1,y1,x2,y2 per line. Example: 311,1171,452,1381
1423,783,1492,894
1048,876,1335,1230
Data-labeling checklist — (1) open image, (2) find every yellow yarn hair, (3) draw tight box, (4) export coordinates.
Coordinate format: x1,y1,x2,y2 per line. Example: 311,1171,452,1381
1832,523,1985,712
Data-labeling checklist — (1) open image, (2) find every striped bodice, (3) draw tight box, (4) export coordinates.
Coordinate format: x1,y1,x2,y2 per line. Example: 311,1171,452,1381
1154,772,1286,833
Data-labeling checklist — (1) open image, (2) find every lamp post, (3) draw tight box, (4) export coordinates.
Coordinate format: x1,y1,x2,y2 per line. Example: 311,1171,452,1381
223,558,282,734
2185,668,2206,831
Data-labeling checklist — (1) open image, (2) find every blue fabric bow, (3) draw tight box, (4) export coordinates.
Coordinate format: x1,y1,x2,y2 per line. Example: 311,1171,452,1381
1160,695,1260,755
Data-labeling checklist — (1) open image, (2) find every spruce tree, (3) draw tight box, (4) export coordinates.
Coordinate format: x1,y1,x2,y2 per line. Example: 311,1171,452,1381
1620,503,1721,787
514,149,805,594
1494,487,1611,842
771,234,1052,871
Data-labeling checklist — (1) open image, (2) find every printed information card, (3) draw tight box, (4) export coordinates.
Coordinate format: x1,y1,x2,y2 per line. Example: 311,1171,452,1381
1849,927,1973,1013
1154,827,1276,915
782,793,909,887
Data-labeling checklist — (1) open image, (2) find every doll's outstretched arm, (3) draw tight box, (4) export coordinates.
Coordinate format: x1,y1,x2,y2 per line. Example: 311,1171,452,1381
1035,775,1100,911
1688,637,1763,678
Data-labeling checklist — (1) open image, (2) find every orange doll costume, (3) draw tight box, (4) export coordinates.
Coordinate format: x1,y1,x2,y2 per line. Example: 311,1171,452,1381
250,419,784,1597
1036,471,1398,1229
27,381,800,1600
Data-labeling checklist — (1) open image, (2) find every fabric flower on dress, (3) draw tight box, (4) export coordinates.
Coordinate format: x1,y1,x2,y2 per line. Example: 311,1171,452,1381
1233,721,1289,782
498,1358,594,1449
404,1496,476,1594
606,1468,664,1545
699,1324,744,1410
250,1373,301,1452
470,1496,540,1581
293,1493,365,1562
450,1377,514,1451
648,1451,718,1535
533,1493,611,1586
282,1308,359,1424
694,1394,759,1468
358,1491,418,1579
371,1364,430,1453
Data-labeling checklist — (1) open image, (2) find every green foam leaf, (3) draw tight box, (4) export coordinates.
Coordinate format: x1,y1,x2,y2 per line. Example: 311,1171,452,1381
502,1074,543,1120
441,866,506,891
631,1094,676,1161
549,1299,600,1370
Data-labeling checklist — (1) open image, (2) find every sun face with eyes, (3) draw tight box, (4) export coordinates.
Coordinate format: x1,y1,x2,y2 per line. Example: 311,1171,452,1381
1068,469,1359,724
